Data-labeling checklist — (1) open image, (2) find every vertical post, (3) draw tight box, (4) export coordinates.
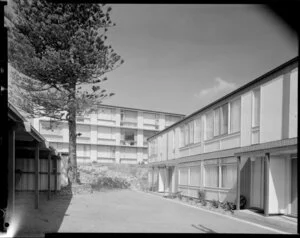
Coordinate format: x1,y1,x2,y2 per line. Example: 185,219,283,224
54,156,58,192
236,156,241,210
35,142,40,209
151,167,154,191
47,153,51,200
8,127,15,222
264,153,270,216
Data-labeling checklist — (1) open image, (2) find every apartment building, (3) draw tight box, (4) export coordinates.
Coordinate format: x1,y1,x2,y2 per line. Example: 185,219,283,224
147,57,298,217
31,105,184,164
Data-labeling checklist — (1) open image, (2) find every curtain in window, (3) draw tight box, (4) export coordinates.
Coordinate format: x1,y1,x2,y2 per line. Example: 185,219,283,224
194,118,201,143
214,108,220,136
189,121,194,144
230,98,241,133
253,89,260,127
190,166,201,186
205,111,214,140
205,165,219,187
221,165,237,188
179,168,188,185
220,104,228,135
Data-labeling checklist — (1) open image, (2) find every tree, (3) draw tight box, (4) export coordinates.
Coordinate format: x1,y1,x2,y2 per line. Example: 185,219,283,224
7,0,124,184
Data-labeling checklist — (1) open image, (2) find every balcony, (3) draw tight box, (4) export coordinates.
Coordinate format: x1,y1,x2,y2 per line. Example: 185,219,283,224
120,140,137,146
120,120,138,128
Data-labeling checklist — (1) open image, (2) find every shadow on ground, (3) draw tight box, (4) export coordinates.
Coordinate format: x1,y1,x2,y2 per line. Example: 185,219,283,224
14,184,72,237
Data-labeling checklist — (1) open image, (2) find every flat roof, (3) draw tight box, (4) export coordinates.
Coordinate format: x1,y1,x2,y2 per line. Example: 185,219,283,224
96,104,185,117
148,56,298,141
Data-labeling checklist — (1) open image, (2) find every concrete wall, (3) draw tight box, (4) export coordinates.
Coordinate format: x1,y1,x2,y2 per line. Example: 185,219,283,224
260,76,283,143
268,156,287,214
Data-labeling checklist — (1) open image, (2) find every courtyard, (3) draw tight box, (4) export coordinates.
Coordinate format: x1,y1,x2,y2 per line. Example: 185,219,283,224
11,189,296,236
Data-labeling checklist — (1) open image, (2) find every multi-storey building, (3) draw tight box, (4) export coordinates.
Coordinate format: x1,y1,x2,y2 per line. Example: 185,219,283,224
32,104,184,164
147,57,298,217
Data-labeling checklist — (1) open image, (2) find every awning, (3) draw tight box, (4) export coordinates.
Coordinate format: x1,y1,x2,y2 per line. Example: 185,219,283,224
234,138,297,157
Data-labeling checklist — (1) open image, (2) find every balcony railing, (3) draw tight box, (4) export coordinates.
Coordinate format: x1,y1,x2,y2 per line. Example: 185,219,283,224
120,140,137,146
120,120,138,127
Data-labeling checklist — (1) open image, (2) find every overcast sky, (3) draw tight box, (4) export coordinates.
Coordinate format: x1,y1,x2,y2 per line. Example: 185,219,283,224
97,4,297,115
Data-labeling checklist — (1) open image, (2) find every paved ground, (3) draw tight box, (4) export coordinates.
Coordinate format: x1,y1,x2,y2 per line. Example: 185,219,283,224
12,190,295,236
58,190,286,234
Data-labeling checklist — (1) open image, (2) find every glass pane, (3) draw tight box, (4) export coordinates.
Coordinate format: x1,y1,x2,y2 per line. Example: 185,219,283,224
189,121,194,144
205,111,214,140
230,98,241,133
190,166,201,186
253,89,260,127
194,118,201,143
179,168,188,185
214,108,220,136
205,166,219,187
221,165,237,188
220,104,228,135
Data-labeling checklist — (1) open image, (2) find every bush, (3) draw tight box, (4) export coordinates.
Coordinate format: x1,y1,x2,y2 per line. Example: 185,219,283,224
201,200,207,206
211,199,220,208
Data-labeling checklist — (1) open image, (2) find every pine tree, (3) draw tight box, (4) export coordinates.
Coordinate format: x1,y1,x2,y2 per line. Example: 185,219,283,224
7,0,124,183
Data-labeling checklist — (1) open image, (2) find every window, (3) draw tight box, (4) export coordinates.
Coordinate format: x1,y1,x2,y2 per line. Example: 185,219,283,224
205,111,214,140
180,126,184,147
252,88,260,127
214,108,220,136
121,129,136,145
190,166,201,186
220,104,228,135
230,98,241,133
189,121,194,144
194,118,201,143
184,124,189,146
204,165,219,187
179,168,188,185
221,164,237,188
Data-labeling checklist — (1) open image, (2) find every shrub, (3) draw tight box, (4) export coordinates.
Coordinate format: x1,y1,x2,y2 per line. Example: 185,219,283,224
198,189,205,201
201,199,207,206
211,199,220,208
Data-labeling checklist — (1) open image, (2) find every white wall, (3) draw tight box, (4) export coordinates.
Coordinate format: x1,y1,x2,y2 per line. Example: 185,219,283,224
268,156,287,214
241,92,252,146
289,69,298,138
260,76,284,143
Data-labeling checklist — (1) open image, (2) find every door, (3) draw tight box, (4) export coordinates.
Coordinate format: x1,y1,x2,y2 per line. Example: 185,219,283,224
290,158,297,216
250,157,264,210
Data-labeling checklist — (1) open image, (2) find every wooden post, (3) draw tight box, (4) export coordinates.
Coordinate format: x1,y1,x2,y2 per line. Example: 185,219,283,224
264,153,270,216
151,167,154,191
47,153,51,200
8,128,15,221
35,142,40,209
236,156,241,210
54,156,57,192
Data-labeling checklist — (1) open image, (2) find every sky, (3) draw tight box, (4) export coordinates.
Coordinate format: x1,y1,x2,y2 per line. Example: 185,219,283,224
96,4,298,116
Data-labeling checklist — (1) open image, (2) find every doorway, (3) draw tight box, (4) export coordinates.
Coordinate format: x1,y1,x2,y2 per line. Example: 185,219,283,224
250,157,264,210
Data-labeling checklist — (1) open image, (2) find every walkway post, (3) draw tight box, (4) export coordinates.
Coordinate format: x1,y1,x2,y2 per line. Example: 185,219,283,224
236,156,241,210
35,142,40,209
47,152,51,200
264,153,270,216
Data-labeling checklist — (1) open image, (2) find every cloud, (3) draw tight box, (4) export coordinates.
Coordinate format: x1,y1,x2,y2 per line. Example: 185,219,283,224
194,77,237,101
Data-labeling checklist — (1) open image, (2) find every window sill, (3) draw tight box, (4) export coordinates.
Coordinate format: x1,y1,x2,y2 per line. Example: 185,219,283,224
179,141,202,151
204,131,240,143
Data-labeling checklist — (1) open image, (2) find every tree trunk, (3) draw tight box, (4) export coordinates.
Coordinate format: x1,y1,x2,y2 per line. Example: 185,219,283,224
68,84,79,184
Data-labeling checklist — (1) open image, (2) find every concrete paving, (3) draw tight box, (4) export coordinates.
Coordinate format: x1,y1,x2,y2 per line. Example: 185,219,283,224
57,190,290,233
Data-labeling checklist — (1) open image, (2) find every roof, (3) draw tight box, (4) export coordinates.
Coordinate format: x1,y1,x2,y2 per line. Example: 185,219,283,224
148,56,298,141
8,102,50,146
96,103,185,117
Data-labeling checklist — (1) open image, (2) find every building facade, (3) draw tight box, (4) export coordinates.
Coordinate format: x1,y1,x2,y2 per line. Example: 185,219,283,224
147,57,298,217
32,105,184,164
